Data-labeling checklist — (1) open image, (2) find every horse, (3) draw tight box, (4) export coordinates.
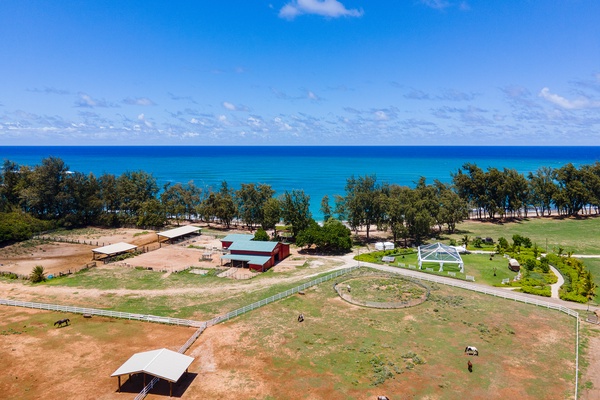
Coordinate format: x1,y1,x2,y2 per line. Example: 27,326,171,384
467,360,473,373
297,313,304,323
464,346,478,356
54,318,70,327
377,396,390,400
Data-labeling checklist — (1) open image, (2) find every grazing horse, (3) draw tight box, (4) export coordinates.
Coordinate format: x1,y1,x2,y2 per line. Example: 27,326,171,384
467,360,473,372
54,318,70,327
377,396,390,400
297,313,304,323
464,346,478,356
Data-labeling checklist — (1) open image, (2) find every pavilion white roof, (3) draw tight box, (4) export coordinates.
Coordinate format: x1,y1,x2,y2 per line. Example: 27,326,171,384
92,242,137,255
418,242,463,264
111,348,194,383
157,225,201,239
417,242,464,273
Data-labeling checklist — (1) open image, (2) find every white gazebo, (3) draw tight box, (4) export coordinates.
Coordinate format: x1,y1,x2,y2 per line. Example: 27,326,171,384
111,348,194,396
417,242,464,273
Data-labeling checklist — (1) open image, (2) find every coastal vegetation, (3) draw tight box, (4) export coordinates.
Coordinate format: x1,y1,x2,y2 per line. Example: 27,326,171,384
3,156,600,250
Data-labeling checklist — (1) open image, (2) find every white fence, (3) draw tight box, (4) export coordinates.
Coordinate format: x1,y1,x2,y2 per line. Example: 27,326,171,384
0,299,203,328
1,262,580,399
133,266,359,400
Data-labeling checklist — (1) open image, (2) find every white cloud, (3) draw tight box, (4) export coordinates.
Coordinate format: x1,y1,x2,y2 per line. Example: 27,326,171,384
420,0,470,11
137,113,153,128
222,101,249,111
374,110,388,120
279,0,364,20
539,87,600,110
307,90,320,101
124,97,156,106
420,0,451,10
223,102,236,111
74,92,119,108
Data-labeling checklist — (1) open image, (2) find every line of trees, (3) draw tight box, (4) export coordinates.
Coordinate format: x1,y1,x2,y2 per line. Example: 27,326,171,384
0,157,318,244
332,175,468,244
3,156,600,247
453,162,600,218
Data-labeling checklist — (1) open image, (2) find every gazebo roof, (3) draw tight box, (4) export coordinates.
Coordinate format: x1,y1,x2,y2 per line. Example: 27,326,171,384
418,242,463,264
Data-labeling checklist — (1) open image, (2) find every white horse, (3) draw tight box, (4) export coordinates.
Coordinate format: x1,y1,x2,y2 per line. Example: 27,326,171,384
377,396,390,400
465,346,478,356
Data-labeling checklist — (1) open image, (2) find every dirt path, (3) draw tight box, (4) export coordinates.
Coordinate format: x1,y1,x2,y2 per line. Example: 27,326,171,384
549,264,565,299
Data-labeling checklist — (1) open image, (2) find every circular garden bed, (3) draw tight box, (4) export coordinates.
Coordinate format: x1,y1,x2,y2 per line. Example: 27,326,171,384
334,274,429,309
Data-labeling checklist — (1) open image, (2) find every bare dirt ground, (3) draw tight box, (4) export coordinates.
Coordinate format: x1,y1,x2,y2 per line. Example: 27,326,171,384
1,224,599,399
581,323,600,400
0,306,197,400
0,228,158,277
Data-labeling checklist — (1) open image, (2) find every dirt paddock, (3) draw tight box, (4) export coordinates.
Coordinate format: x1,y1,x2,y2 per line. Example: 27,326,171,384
0,227,227,277
0,307,196,400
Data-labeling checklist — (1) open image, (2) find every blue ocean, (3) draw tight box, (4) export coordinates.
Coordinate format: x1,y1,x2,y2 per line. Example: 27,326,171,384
2,146,600,219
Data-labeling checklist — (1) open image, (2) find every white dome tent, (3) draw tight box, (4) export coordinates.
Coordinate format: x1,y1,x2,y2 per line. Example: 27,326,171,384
417,242,464,273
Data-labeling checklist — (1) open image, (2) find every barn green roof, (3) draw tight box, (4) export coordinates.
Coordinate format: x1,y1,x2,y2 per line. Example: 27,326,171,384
228,240,278,253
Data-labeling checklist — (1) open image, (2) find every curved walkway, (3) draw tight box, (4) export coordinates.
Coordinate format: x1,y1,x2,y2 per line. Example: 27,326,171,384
549,265,565,299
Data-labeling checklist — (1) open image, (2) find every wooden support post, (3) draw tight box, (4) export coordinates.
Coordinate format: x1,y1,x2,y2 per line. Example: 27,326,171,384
117,376,121,392
170,381,173,397
143,373,146,387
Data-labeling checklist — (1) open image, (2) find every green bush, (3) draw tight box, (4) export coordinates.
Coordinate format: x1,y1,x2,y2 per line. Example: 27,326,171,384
520,286,551,297
29,265,46,283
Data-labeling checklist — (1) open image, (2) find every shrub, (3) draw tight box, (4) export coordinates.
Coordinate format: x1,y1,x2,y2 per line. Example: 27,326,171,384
524,259,537,271
498,237,509,250
253,228,270,241
29,265,46,283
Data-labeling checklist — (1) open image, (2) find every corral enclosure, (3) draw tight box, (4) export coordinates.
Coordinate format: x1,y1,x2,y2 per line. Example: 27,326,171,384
0,307,195,400
1,274,575,400
0,227,225,278
182,281,576,399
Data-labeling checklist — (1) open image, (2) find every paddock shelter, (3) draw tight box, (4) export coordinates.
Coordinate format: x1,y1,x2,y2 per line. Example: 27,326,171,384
92,242,138,262
157,225,201,246
111,348,194,397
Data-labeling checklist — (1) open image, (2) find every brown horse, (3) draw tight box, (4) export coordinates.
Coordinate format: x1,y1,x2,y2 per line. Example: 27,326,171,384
53,318,70,327
467,360,473,373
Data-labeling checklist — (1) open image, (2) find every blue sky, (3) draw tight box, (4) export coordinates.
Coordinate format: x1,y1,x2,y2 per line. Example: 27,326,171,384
1,0,599,146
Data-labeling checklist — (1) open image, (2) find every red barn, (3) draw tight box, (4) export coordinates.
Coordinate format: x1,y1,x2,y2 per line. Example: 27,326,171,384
221,240,290,272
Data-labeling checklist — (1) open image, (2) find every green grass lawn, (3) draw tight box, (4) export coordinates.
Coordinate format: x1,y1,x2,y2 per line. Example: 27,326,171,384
447,216,600,255
8,264,347,320
214,272,577,399
361,251,518,286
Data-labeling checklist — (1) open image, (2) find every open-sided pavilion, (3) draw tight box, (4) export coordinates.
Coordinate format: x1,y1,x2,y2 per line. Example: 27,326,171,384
157,225,201,245
417,242,464,273
111,348,194,397
92,242,138,261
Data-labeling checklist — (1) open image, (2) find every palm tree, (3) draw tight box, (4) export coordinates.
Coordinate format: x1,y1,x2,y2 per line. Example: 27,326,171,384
461,235,469,249
30,265,46,283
